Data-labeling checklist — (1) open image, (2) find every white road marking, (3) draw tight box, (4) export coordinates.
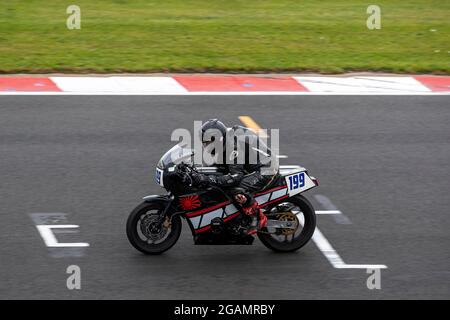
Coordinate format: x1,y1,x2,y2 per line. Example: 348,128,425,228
315,210,342,214
30,213,90,257
297,215,387,269
314,194,352,224
294,76,431,93
36,225,90,248
311,227,387,269
50,76,187,93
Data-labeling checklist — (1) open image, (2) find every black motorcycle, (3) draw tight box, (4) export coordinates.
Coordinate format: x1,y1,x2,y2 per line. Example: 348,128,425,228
126,144,318,254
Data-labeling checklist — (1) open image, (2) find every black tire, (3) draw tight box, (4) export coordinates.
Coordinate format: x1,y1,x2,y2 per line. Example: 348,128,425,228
257,194,316,252
126,201,182,255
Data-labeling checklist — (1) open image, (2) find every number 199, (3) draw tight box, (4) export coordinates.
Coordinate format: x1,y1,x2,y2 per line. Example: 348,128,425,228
289,172,305,190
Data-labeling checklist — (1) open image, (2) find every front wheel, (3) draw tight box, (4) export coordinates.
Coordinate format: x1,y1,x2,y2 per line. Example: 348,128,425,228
257,195,316,252
126,201,182,255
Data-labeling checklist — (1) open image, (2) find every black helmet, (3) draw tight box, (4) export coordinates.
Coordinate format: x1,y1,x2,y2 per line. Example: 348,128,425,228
201,119,227,143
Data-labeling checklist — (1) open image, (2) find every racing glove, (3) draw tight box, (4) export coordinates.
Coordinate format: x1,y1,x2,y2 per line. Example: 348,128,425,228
190,172,211,187
191,172,243,188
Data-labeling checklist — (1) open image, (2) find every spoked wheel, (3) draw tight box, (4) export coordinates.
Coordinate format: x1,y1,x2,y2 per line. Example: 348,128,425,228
126,201,181,255
257,195,316,252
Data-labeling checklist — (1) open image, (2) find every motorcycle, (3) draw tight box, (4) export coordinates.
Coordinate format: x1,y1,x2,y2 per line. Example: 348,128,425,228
126,144,318,254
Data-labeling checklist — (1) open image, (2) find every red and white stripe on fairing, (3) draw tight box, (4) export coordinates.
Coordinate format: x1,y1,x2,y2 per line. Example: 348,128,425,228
188,185,288,233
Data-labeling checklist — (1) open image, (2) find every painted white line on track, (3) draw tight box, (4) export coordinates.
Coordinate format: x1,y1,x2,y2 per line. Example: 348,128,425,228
50,76,188,93
36,225,90,248
297,215,387,269
310,227,387,269
294,76,431,93
314,194,352,224
315,210,342,214
30,213,89,257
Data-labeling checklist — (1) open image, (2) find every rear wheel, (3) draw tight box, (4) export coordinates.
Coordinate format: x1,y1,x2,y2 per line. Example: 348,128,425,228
257,195,316,252
126,201,181,255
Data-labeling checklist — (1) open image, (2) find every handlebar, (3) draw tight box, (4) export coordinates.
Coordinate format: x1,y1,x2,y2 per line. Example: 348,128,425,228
175,164,237,205
176,163,196,186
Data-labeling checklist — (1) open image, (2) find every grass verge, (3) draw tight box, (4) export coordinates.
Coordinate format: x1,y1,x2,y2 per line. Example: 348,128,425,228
0,0,448,74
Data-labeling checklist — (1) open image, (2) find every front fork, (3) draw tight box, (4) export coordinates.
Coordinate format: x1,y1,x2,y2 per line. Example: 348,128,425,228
142,195,179,226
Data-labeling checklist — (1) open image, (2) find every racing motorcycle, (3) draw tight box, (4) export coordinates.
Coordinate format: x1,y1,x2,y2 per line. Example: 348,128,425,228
126,144,318,254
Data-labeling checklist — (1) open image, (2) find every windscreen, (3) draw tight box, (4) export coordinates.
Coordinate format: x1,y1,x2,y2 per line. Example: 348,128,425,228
157,144,194,169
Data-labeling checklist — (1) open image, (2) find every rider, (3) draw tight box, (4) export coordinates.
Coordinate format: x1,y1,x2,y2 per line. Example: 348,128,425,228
190,119,279,235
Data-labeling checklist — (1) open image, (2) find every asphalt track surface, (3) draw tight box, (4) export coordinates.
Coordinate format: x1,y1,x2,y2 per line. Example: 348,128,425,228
0,95,449,299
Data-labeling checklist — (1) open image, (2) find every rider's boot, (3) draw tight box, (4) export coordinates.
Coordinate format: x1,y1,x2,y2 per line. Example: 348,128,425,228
243,202,267,235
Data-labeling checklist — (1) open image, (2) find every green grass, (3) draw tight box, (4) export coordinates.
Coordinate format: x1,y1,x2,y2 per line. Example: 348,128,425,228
0,0,448,74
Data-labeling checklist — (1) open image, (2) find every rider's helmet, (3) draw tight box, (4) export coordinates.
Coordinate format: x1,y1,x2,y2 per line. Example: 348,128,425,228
200,119,227,146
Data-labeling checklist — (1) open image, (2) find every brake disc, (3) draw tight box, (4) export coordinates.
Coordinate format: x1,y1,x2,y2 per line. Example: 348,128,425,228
140,214,168,241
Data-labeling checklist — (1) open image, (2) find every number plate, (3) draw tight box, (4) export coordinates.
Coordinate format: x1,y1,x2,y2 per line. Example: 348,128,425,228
284,171,315,196
155,168,164,187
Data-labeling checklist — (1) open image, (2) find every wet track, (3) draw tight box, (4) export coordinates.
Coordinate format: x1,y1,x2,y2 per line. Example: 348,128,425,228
0,95,449,299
